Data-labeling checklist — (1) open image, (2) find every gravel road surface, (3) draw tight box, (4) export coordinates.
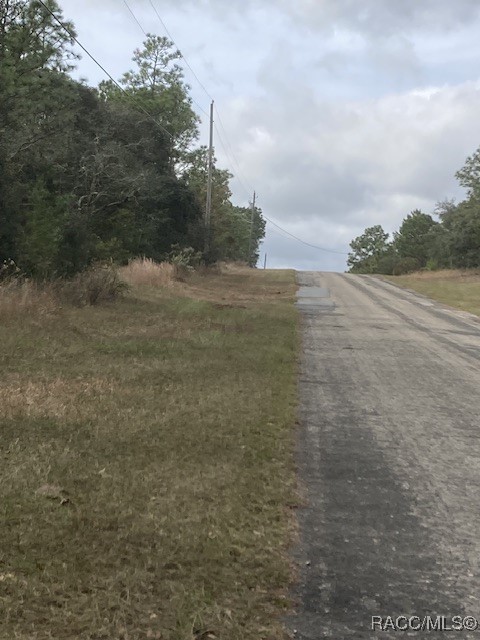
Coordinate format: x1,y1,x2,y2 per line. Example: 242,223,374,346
289,272,480,639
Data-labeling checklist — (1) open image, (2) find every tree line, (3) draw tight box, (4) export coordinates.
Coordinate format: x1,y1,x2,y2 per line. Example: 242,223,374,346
348,150,480,275
0,0,265,279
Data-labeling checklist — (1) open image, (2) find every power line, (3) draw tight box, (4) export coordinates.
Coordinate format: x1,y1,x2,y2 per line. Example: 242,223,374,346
121,0,209,120
36,0,176,142
148,0,213,103
214,106,255,195
123,0,147,36
213,122,253,199
212,126,252,200
145,0,253,180
263,215,349,254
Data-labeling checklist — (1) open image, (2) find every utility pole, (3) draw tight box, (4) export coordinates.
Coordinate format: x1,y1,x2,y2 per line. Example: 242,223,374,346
205,100,214,255
263,253,267,270
248,190,256,267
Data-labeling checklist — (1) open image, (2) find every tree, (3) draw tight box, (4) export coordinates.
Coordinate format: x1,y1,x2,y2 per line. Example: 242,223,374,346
445,200,480,268
212,203,265,265
0,2,256,278
182,147,265,263
393,209,437,267
0,2,206,275
100,35,199,156
20,178,67,277
449,153,480,267
456,147,480,200
347,225,390,273
0,0,78,267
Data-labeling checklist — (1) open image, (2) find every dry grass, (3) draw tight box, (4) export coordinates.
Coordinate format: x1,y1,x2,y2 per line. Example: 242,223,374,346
217,261,249,272
0,267,298,640
383,269,480,316
120,258,180,287
0,264,126,320
0,278,58,320
390,268,480,282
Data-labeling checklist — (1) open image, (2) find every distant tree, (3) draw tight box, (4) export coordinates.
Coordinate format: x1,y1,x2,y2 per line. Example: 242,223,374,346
212,203,265,265
456,147,480,200
434,198,457,223
393,209,437,267
347,225,390,273
376,244,399,275
446,200,480,268
182,147,265,263
449,153,480,267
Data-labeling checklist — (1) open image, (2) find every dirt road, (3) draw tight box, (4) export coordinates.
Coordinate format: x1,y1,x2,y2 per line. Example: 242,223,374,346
289,272,480,639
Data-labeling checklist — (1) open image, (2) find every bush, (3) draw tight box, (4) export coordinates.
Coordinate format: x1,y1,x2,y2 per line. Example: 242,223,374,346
168,245,202,270
0,259,22,282
376,253,397,275
392,257,421,276
425,259,439,271
58,263,127,306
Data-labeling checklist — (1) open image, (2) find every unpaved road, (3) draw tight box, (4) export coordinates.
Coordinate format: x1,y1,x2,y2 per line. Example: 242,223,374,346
289,272,480,639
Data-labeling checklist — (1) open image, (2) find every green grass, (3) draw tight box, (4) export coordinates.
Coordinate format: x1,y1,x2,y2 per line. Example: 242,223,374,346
382,269,480,316
0,268,298,640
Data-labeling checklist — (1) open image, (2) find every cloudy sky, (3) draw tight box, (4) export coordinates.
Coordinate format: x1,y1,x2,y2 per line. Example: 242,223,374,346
60,0,480,271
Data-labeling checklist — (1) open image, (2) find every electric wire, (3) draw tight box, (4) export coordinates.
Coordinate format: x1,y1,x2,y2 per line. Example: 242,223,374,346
36,0,176,142
212,127,252,201
123,0,147,36
122,0,209,118
145,1,260,205
262,215,349,255
145,0,255,180
214,107,255,195
148,0,213,103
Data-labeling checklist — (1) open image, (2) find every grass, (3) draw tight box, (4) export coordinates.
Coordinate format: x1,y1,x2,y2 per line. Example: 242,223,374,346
120,258,180,288
0,278,58,320
0,266,298,640
382,269,480,316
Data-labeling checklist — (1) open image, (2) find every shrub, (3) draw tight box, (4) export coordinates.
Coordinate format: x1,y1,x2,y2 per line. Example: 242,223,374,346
58,263,127,306
392,257,421,276
168,245,202,270
376,253,397,275
0,259,22,282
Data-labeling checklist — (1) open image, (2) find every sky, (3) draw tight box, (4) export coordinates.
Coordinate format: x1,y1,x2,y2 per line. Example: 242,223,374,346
59,0,480,271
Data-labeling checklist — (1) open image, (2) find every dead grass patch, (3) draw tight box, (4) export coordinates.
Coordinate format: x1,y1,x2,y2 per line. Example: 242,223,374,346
392,268,480,282
0,263,127,323
0,376,116,421
120,258,181,287
0,278,58,320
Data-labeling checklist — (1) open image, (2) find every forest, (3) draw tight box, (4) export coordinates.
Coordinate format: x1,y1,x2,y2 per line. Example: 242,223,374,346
348,148,480,275
0,0,265,280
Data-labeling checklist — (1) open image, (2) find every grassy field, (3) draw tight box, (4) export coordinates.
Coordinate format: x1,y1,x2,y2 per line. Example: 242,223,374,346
383,269,480,317
0,265,298,640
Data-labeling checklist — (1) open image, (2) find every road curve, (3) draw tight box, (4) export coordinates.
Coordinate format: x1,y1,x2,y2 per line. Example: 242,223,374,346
288,272,480,640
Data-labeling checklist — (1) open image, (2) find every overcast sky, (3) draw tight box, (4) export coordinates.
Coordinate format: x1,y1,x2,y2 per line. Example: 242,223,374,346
60,0,480,271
